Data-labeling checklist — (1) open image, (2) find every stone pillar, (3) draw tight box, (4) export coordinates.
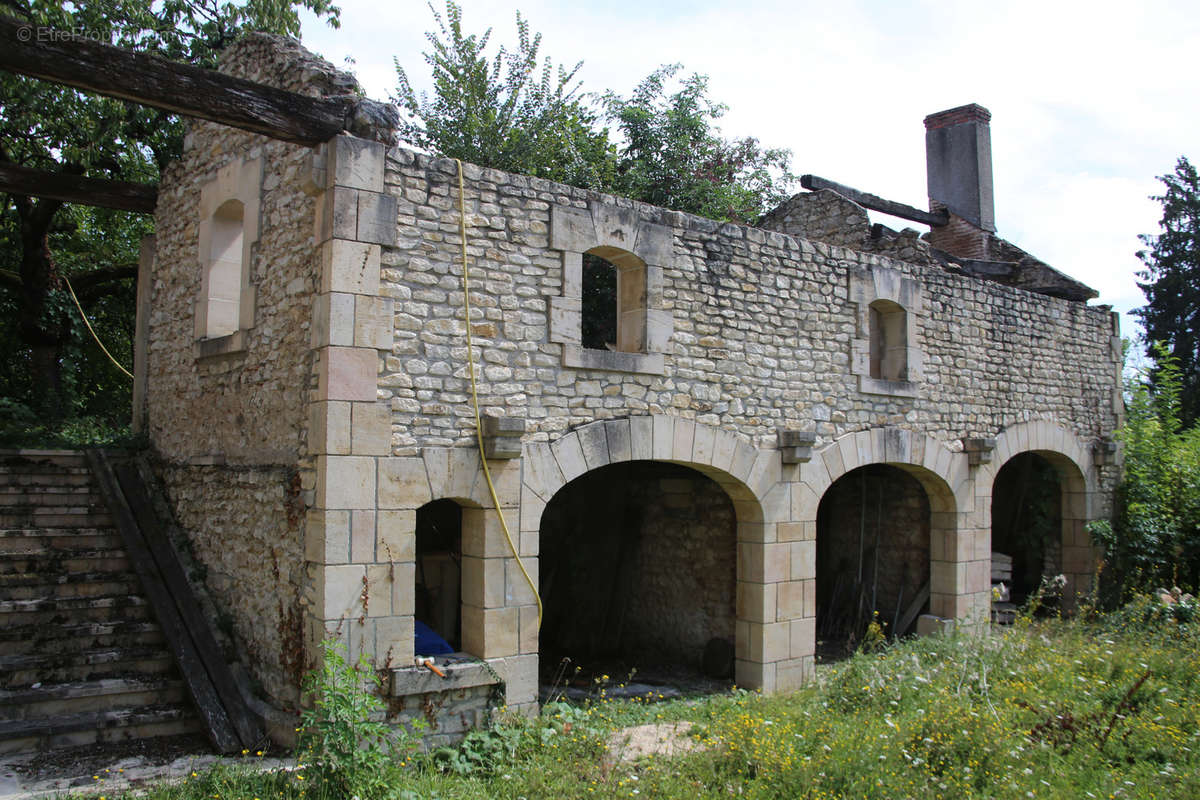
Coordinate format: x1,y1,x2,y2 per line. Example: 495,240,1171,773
304,134,403,669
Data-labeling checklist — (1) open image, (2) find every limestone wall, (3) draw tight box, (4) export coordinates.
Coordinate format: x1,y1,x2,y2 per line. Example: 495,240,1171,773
144,35,355,705
377,151,1122,454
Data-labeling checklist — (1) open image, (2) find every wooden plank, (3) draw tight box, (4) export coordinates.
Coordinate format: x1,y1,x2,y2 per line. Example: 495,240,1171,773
84,450,241,753
896,580,931,636
0,162,157,213
801,174,949,227
112,460,265,750
0,15,353,146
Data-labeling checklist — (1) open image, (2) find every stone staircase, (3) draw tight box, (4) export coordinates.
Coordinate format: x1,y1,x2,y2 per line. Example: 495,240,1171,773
0,450,202,753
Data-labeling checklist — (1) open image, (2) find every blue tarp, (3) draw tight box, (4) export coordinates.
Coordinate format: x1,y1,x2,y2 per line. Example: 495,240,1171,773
414,619,454,655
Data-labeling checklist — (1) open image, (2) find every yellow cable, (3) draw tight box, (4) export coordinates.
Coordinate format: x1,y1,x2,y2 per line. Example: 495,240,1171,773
454,159,543,629
63,275,133,380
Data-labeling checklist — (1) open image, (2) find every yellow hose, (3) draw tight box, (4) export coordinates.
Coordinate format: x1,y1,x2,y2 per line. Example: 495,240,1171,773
63,275,133,379
454,159,543,629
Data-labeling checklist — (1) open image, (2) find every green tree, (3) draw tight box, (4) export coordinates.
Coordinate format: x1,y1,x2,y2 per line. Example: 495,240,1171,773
601,65,796,223
0,0,340,428
393,1,613,190
1135,156,1200,425
1093,344,1200,596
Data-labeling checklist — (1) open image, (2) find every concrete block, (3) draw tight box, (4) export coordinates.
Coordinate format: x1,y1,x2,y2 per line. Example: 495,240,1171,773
367,563,394,616
354,295,395,351
318,346,378,402
319,563,366,620
320,239,381,295
310,400,351,456
351,402,392,456
462,556,504,608
315,186,357,243
633,221,673,266
603,418,633,464
462,508,514,558
312,292,356,348
692,424,716,465
551,434,587,483
577,423,610,470
378,457,431,509
329,135,386,193
375,615,415,668
350,509,376,563
462,605,518,658
357,191,398,246
776,580,805,620
561,251,582,298
629,416,654,461
505,557,538,606
446,447,481,500
789,617,815,658
672,418,696,463
376,509,416,562
789,540,816,581
489,653,538,705
651,415,675,460
590,203,638,251
550,205,594,252
306,509,350,564
737,581,776,623
470,458,521,508
317,455,377,510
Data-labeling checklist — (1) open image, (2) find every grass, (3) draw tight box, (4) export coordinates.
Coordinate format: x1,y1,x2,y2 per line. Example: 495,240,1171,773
73,596,1200,800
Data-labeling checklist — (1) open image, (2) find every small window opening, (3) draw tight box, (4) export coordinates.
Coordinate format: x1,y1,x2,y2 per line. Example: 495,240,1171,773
869,299,907,381
415,499,462,654
204,199,245,339
582,246,648,353
581,252,617,350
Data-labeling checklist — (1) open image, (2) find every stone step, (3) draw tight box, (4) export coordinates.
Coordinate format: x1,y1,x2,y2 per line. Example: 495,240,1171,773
0,510,114,528
0,450,90,469
0,593,150,627
0,549,130,576
0,620,164,656
0,490,104,507
0,645,174,688
0,470,94,488
0,704,200,755
0,572,142,601
0,677,186,720
0,529,123,555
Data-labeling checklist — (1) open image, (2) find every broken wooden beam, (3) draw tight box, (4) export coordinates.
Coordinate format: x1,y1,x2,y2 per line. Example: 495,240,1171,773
800,174,949,227
0,15,392,146
0,162,158,213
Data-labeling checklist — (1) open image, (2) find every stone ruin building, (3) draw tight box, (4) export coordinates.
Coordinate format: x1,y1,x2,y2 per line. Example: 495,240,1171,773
0,34,1124,750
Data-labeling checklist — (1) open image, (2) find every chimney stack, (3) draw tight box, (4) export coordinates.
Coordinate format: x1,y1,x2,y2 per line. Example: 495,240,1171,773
924,103,994,260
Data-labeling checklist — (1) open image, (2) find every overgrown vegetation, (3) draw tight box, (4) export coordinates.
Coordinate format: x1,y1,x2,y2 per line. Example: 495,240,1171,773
1092,343,1200,596
81,599,1200,799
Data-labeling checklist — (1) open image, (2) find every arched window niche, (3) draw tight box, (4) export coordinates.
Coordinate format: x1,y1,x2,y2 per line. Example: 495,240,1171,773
548,202,674,375
850,265,924,397
194,156,262,358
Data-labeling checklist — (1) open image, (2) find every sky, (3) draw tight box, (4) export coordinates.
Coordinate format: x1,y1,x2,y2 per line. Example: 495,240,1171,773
296,0,1200,341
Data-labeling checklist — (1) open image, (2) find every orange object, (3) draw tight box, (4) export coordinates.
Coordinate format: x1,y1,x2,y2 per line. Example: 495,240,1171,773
423,659,446,678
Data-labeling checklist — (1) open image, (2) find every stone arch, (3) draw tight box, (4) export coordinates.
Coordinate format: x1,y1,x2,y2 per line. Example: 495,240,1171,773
522,415,804,692
979,421,1099,606
797,428,987,626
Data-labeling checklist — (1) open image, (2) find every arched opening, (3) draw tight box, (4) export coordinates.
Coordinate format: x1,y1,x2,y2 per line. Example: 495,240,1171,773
538,460,736,692
816,464,930,658
414,498,462,654
204,199,245,339
581,246,646,353
869,299,907,381
991,453,1063,607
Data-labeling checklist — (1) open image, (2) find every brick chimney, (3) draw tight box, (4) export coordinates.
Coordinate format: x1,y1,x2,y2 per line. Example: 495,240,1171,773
924,103,994,260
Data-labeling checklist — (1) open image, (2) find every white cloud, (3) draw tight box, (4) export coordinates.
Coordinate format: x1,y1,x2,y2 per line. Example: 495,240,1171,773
298,0,1198,339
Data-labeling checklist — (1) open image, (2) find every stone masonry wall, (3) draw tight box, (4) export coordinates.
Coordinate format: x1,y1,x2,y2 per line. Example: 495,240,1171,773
376,152,1122,456
145,35,355,704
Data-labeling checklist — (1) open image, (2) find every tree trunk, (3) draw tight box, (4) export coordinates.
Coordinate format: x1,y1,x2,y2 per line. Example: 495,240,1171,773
14,193,68,422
